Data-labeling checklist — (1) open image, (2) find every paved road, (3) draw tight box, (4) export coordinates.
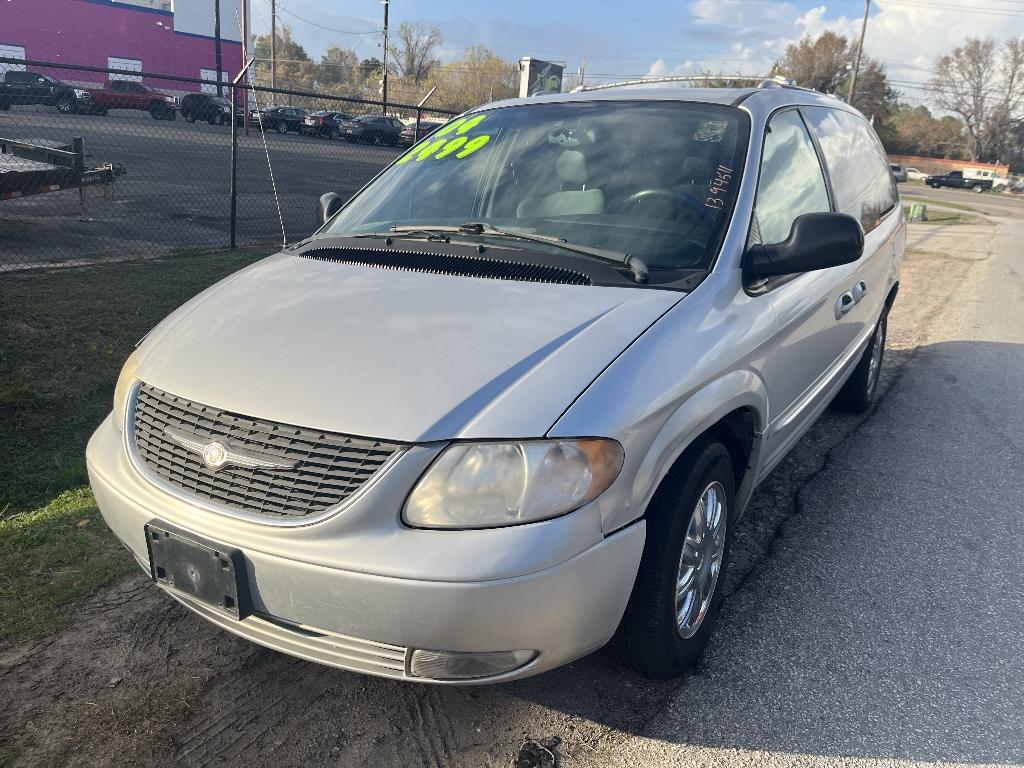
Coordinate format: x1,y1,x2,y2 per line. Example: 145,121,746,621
0,109,402,268
901,181,1024,218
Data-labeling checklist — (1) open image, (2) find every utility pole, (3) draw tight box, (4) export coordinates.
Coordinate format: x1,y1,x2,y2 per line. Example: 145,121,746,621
847,0,869,104
380,0,389,115
214,0,223,96
270,0,277,89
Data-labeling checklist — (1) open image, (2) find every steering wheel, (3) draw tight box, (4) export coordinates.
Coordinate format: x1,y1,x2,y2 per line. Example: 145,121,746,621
624,189,707,218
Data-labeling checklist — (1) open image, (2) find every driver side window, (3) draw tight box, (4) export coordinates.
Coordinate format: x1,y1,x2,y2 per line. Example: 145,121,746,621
752,109,830,246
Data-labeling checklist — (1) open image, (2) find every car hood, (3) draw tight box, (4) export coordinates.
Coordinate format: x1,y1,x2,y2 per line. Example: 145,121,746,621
135,252,682,443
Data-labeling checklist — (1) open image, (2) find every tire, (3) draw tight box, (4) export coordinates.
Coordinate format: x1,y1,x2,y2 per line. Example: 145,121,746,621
330,127,340,140
93,107,108,116
608,439,735,679
972,184,983,193
0,100,10,111
833,310,887,413
56,96,75,114
165,110,177,121
149,103,165,120
276,121,289,134
208,115,218,125
184,112,196,123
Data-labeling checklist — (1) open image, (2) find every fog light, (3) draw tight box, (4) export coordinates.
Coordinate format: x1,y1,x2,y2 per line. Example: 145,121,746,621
408,649,536,680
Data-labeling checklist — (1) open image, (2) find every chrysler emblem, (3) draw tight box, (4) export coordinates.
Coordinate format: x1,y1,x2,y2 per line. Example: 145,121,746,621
201,441,229,470
163,426,297,472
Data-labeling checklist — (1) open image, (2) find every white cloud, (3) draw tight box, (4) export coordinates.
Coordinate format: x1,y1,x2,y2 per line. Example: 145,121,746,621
661,0,1024,102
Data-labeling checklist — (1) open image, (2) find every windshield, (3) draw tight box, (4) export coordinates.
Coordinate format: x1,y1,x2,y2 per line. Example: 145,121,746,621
324,100,748,271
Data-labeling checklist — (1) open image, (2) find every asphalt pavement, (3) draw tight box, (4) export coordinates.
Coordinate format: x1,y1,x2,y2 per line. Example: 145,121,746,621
0,108,401,268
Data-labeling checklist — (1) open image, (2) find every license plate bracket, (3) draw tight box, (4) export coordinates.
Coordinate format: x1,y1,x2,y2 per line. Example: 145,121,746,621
145,522,250,620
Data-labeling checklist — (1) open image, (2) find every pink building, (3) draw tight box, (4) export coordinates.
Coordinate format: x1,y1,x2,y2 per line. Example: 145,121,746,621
0,0,247,91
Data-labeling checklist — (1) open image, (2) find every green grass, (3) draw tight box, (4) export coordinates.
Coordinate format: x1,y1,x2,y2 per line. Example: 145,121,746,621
0,248,268,642
0,489,135,641
902,194,981,213
903,205,981,226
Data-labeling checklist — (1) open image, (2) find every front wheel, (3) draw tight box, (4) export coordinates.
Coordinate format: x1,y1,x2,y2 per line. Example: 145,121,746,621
184,112,196,123
276,121,289,134
834,311,887,413
608,439,734,679
56,96,75,114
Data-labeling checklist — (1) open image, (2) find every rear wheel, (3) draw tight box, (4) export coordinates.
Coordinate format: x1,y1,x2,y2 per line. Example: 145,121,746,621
276,121,289,134
972,184,984,193
608,439,734,679
56,96,75,114
92,106,108,116
149,102,166,120
184,111,196,123
330,127,340,140
834,311,887,413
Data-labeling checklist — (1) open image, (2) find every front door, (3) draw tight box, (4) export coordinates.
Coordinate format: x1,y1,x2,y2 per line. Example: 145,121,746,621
750,108,860,474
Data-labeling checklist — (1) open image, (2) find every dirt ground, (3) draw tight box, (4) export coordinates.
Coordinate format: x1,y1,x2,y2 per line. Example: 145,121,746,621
0,222,994,768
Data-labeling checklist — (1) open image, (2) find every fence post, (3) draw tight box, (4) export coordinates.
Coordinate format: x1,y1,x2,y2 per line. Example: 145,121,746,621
230,83,238,250
415,108,422,144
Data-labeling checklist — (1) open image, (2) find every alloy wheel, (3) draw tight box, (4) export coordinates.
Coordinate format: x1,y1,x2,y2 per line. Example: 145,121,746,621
675,481,727,639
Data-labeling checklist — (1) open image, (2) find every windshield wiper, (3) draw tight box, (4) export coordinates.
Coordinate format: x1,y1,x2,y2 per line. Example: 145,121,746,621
336,223,650,284
408,223,650,284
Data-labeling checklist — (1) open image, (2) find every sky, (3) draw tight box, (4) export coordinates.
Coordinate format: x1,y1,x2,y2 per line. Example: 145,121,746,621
242,0,1024,106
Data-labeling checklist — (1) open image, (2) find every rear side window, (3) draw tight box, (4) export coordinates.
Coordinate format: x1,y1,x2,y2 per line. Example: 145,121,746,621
803,107,898,233
752,109,831,246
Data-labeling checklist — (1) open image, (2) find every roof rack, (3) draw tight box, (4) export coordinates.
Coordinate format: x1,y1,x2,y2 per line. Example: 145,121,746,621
570,74,765,93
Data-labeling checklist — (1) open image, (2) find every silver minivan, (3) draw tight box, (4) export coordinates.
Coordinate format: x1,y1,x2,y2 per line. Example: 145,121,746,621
88,81,904,683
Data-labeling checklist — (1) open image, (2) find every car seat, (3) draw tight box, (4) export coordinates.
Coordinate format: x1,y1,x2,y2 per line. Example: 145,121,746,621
516,150,605,218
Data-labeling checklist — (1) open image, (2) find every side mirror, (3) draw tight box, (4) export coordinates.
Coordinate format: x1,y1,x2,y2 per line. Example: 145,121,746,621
318,192,343,226
744,212,863,279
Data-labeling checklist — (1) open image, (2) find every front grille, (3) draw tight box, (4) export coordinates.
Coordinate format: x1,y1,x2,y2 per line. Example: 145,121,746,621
132,384,404,521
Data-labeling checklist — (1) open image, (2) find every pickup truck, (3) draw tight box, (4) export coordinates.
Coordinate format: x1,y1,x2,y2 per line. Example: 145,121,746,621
0,70,92,114
926,170,992,192
88,80,177,120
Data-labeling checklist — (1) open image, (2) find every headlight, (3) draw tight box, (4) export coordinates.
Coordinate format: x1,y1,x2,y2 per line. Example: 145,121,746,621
112,349,142,433
403,438,623,529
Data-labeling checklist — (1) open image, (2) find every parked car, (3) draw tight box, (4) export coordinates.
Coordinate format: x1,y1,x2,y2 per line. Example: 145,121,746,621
180,93,243,125
301,110,355,138
338,114,404,145
251,105,308,134
0,70,92,113
905,167,927,182
88,80,177,120
926,170,992,192
89,83,903,684
889,163,907,182
398,119,444,146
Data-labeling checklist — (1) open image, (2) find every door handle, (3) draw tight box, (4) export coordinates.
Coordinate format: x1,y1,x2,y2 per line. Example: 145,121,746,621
835,291,855,319
852,281,867,301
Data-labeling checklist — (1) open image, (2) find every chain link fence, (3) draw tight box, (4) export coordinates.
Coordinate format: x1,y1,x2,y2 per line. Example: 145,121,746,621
0,57,457,272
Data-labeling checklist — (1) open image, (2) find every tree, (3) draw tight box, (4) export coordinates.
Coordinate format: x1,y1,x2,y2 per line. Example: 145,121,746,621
930,37,1024,162
317,46,360,93
428,46,518,112
388,22,443,84
252,24,316,91
772,31,895,124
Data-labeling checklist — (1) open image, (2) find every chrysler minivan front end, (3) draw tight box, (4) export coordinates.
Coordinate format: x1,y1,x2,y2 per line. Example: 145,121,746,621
88,92,760,682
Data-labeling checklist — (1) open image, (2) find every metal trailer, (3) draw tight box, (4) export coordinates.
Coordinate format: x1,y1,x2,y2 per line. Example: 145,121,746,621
0,136,125,203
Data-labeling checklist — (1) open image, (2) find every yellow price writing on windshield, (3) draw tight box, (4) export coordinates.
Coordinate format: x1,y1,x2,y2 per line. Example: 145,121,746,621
396,115,491,164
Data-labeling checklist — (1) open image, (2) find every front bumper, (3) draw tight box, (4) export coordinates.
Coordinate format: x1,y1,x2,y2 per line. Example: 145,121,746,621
86,414,644,683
